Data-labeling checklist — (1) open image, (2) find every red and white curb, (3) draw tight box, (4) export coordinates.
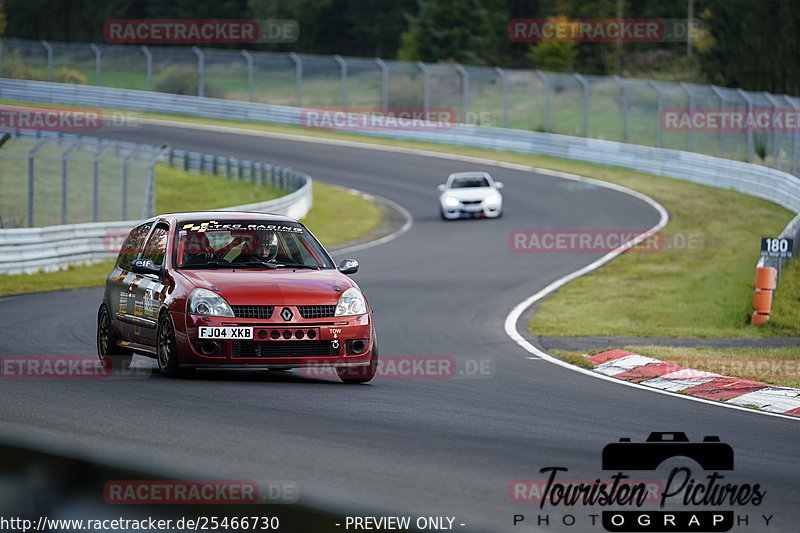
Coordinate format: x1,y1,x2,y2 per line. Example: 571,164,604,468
586,350,800,418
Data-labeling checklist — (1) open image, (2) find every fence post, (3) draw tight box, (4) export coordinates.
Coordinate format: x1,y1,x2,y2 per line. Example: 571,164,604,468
289,52,302,106
763,92,782,166
454,64,470,124
141,46,152,91
788,97,800,176
416,62,430,115
27,139,48,227
737,89,755,163
122,145,142,220
240,50,254,102
574,73,589,137
679,82,695,152
89,43,102,86
534,70,551,133
92,143,113,222
192,46,205,97
0,40,4,77
333,55,348,108
709,85,726,157
61,140,82,224
613,75,628,142
375,58,389,111
494,67,509,128
41,40,53,82
648,80,663,148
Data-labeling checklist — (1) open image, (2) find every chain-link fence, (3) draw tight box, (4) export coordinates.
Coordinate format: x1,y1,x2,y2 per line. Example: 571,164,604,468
0,131,161,228
2,37,800,176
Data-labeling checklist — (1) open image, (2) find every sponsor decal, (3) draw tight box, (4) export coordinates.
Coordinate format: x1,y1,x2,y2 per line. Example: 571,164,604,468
182,221,303,234
300,107,457,132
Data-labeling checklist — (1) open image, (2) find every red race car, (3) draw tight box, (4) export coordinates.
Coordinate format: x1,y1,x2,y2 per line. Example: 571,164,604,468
97,212,377,383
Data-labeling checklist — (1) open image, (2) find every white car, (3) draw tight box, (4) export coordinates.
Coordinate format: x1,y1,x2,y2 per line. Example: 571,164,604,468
437,172,503,220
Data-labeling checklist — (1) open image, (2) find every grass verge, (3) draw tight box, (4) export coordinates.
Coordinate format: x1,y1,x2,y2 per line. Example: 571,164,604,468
0,166,381,297
556,346,800,389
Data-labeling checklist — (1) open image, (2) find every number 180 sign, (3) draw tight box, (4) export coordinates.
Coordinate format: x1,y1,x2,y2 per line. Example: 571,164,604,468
761,237,794,258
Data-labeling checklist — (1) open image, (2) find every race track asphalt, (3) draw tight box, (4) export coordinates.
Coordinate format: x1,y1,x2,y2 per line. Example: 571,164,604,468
0,123,796,532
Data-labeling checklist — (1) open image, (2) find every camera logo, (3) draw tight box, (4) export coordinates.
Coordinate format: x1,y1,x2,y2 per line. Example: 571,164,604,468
602,432,734,472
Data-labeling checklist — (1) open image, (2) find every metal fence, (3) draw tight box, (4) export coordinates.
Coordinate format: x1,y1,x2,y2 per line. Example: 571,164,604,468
0,131,161,228
2,36,799,176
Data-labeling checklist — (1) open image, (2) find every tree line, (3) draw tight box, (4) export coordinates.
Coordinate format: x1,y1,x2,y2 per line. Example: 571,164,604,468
1,0,798,95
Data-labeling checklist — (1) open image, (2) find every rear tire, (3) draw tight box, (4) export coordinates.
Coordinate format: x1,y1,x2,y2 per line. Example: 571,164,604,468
337,336,378,384
97,305,132,370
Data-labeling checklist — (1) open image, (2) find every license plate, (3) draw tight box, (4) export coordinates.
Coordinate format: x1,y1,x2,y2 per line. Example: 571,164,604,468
198,327,253,340
463,205,483,212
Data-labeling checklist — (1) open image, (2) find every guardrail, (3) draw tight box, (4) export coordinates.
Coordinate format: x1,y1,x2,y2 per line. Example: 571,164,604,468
0,129,312,274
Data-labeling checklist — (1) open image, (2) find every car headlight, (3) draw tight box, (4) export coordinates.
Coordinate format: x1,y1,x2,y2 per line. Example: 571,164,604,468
444,196,460,207
335,287,367,316
484,193,501,206
188,288,235,317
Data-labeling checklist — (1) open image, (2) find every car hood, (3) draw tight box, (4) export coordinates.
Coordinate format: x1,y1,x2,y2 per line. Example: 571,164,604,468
177,268,357,306
441,187,497,202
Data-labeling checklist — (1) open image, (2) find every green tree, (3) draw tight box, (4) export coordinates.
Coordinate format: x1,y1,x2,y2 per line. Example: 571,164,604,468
397,0,509,65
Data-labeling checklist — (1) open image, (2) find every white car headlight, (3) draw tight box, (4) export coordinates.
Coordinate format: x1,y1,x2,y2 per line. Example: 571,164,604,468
188,288,235,317
484,193,501,206
444,196,460,207
335,287,367,316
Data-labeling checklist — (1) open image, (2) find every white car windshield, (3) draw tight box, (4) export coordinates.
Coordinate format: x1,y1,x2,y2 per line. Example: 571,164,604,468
450,177,490,188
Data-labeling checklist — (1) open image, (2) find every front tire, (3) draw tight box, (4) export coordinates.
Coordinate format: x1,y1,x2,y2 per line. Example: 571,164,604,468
157,313,183,378
337,336,378,384
97,305,132,370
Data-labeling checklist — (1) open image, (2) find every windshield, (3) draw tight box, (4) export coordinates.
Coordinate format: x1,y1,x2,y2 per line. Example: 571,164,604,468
176,219,334,270
450,177,490,188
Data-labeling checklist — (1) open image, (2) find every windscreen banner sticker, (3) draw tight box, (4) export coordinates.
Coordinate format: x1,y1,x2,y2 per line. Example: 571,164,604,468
182,221,303,233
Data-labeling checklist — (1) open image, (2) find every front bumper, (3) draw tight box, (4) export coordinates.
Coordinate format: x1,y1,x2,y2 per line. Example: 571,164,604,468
441,202,501,219
172,311,373,368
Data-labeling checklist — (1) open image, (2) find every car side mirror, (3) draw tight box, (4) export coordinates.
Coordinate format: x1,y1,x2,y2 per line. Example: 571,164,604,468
437,184,446,192
131,258,161,276
338,258,359,275
495,181,504,190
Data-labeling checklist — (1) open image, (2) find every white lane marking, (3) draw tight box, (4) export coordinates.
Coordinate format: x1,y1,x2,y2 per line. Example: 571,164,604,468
139,116,800,422
333,194,413,256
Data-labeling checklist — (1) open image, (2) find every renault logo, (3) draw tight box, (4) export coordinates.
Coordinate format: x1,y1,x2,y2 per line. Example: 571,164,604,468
281,307,293,321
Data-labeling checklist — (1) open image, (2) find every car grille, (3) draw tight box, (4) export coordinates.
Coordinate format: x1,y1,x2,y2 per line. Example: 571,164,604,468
232,340,337,358
232,305,274,319
460,200,482,205
297,305,337,319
